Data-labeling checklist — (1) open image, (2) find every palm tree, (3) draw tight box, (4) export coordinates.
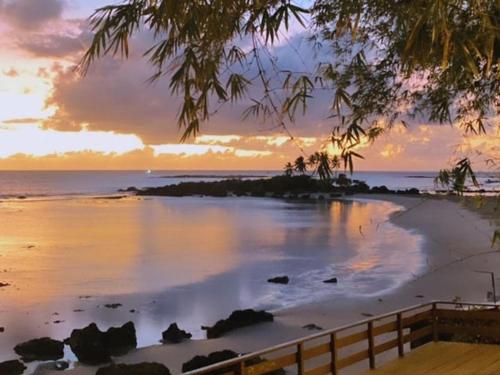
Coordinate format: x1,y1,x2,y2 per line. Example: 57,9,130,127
316,152,333,182
307,152,320,175
283,162,294,177
293,156,307,175
330,155,341,178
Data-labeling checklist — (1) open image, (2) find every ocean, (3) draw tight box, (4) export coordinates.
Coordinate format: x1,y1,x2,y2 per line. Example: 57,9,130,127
0,170,498,199
0,170,497,368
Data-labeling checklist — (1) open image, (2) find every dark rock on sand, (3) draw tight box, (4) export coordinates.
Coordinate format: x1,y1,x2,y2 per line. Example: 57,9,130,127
104,303,122,309
182,350,238,373
323,277,338,283
0,327,4,332
105,322,137,355
162,323,192,344
0,282,10,287
267,276,289,284
67,322,137,365
14,337,64,362
203,309,273,339
0,360,26,375
96,363,171,375
302,323,323,331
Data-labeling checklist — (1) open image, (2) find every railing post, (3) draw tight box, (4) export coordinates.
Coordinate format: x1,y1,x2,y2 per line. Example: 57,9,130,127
368,321,375,369
330,333,338,375
235,359,245,375
297,342,304,375
432,303,438,342
397,313,404,357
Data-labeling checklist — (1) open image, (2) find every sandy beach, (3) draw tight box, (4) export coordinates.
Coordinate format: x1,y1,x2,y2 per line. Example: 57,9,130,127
35,194,499,375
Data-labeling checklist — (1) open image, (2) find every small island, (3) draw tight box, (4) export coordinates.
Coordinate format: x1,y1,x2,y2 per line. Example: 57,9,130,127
132,175,420,198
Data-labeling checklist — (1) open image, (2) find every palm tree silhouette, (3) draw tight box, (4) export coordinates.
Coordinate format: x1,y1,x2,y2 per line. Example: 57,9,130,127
317,152,333,182
283,162,294,177
293,156,308,175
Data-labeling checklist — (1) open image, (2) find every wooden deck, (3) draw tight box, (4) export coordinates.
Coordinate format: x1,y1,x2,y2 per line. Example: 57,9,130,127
361,342,500,375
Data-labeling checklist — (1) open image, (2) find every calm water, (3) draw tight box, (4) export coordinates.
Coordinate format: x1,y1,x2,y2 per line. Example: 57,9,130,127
0,191,424,364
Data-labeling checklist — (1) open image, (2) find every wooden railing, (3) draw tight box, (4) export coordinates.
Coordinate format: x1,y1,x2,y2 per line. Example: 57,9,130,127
182,301,500,375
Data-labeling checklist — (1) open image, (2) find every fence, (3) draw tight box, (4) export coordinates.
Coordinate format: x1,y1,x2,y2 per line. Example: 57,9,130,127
182,301,500,375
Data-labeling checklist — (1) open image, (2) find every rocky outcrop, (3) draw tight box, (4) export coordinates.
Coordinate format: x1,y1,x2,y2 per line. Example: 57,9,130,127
267,276,289,284
323,277,338,283
67,322,137,365
182,350,238,373
162,323,192,344
96,363,171,375
203,309,273,339
14,337,64,362
0,360,26,375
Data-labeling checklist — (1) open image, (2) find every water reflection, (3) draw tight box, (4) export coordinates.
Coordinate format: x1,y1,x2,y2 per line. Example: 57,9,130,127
0,196,423,361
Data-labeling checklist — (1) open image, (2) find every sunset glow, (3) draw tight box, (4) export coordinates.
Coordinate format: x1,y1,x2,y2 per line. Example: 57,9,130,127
0,1,497,171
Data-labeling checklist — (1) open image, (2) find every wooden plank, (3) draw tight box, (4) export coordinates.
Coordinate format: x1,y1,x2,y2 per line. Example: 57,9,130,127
373,338,398,355
303,343,330,360
337,330,368,348
304,363,331,375
373,320,398,336
330,333,338,375
435,308,500,322
437,324,500,339
432,303,438,342
402,310,432,328
368,321,375,369
402,325,432,344
337,349,369,369
245,353,296,375
397,313,404,357
358,342,485,375
297,343,304,375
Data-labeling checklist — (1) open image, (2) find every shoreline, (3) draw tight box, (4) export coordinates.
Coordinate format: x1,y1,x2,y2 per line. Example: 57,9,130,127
38,194,499,375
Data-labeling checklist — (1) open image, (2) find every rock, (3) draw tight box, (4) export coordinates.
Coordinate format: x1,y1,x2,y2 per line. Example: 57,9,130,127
182,350,238,373
104,303,122,309
162,323,192,344
0,360,26,375
0,282,10,287
0,327,4,332
370,185,391,194
105,322,137,355
302,324,323,331
67,323,110,364
323,277,338,283
14,337,64,362
203,309,273,339
67,322,137,365
267,276,289,284
96,363,170,375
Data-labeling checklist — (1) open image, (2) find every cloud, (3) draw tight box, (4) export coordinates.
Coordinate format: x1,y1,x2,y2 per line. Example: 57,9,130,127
2,117,43,124
44,30,334,144
18,31,87,58
3,67,19,77
0,0,65,30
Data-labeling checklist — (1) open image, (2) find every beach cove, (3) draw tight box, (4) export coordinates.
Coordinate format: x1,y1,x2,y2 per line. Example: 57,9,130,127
0,193,497,374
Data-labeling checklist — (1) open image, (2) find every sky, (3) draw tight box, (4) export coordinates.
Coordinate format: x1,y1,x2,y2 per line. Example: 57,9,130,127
0,0,497,171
